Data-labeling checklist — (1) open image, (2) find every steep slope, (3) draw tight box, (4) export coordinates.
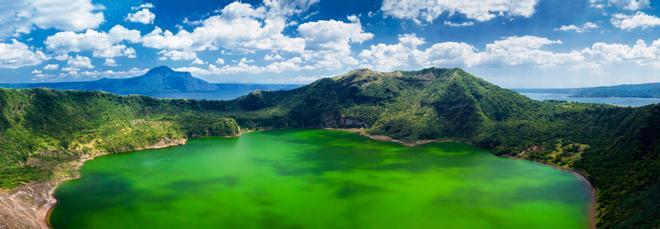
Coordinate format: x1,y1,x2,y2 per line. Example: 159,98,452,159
0,89,239,188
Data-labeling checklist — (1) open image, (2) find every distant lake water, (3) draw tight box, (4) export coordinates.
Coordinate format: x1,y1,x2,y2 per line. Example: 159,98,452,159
521,93,660,107
127,84,301,100
50,129,592,228
136,91,261,100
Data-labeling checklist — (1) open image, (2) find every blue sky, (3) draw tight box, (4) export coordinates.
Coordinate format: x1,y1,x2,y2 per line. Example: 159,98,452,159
0,0,659,88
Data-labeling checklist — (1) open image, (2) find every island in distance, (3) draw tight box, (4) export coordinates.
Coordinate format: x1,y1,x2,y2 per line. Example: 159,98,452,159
0,66,300,100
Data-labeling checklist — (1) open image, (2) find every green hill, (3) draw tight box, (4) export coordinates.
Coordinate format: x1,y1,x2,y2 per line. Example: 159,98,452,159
0,89,239,188
0,67,658,228
225,67,659,227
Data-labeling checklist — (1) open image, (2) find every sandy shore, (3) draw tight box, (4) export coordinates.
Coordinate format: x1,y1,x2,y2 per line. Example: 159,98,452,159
0,138,187,229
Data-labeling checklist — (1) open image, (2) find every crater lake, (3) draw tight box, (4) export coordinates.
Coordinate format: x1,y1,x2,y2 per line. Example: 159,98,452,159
50,129,592,228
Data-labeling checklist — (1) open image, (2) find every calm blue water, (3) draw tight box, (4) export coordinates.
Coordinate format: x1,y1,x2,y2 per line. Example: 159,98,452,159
521,93,660,107
115,84,302,100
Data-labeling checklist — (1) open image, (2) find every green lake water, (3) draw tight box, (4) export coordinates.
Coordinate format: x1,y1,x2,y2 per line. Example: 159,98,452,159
50,129,592,228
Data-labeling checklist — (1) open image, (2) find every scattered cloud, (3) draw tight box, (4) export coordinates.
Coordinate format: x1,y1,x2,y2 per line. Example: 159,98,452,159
555,22,599,33
443,21,475,27
263,0,319,17
590,0,650,10
44,25,141,58
66,55,94,69
581,39,660,67
126,8,156,24
35,67,149,81
43,64,59,70
104,58,117,67
264,53,284,61
141,1,308,61
158,50,197,60
0,40,48,68
359,34,660,71
132,3,154,10
297,15,373,69
611,12,660,30
0,0,104,38
381,0,539,24
298,16,373,51
191,58,206,65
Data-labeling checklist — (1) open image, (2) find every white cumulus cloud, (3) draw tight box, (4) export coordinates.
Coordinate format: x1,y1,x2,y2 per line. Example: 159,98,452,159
66,55,94,69
45,25,141,58
126,8,156,24
104,58,117,67
0,40,48,68
590,0,650,10
555,22,599,33
43,64,59,70
359,33,660,71
611,12,660,30
360,35,588,71
0,0,104,38
381,0,539,24
141,2,307,60
158,50,197,61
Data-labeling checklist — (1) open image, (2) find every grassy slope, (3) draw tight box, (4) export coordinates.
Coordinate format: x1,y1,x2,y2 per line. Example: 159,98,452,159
0,89,239,188
0,68,657,227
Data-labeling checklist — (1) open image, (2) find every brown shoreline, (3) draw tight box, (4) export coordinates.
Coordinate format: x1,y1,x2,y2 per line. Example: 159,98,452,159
328,128,598,228
44,138,189,228
0,138,188,229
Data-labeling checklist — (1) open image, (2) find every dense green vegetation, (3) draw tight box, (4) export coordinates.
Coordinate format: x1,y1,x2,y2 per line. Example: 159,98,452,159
1,67,657,227
0,89,239,188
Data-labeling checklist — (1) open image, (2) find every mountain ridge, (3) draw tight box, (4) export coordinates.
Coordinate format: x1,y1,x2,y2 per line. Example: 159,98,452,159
0,66,301,100
515,82,660,98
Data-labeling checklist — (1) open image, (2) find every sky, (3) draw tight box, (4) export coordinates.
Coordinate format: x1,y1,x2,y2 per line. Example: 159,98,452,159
0,0,659,88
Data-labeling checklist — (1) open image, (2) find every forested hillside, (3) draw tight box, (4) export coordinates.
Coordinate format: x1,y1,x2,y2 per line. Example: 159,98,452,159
0,89,239,189
1,67,657,227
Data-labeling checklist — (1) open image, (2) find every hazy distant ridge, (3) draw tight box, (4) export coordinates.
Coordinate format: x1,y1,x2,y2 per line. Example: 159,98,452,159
515,82,660,98
0,66,300,99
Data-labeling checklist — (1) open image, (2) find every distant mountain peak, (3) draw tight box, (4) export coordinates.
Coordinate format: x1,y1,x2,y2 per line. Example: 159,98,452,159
143,66,194,79
146,66,177,74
